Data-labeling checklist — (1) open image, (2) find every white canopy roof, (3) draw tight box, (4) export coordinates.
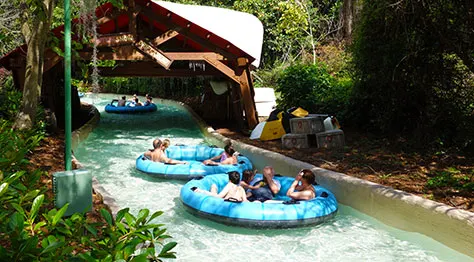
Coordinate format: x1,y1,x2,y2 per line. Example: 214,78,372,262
154,1,264,67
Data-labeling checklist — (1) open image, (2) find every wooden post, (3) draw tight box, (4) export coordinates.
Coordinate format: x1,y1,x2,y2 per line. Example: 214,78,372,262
236,59,258,129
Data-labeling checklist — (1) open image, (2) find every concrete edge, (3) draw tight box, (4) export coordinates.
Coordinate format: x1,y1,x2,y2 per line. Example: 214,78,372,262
171,99,474,258
92,177,121,217
71,103,101,151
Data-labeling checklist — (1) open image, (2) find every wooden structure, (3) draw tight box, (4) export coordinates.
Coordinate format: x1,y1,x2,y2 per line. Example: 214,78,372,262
0,0,264,129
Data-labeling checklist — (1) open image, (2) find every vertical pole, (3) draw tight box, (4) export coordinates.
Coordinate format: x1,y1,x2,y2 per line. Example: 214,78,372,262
64,0,72,171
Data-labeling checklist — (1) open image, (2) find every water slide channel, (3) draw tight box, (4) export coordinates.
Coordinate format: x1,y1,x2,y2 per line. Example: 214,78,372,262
75,94,473,261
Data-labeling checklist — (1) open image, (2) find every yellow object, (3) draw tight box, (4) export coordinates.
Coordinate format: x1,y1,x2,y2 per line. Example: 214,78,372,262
291,107,309,117
259,119,286,141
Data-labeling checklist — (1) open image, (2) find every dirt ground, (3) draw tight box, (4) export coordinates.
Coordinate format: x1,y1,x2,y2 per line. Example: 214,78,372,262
215,127,474,212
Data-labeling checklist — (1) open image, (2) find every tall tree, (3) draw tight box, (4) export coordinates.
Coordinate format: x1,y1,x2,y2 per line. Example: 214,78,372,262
13,0,55,129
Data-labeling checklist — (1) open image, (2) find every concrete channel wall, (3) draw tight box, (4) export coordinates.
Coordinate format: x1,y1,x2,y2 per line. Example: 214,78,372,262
74,99,474,258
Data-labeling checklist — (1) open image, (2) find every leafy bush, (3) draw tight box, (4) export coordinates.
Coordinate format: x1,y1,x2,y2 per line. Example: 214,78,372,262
0,75,22,120
275,63,352,118
426,167,474,192
0,120,177,261
351,0,474,148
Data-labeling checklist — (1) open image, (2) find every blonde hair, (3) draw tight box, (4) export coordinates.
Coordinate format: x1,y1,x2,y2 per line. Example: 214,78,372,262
163,139,170,149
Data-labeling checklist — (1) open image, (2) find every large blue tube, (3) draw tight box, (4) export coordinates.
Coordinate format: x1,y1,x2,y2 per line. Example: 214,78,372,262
180,174,338,228
136,145,253,179
105,102,157,114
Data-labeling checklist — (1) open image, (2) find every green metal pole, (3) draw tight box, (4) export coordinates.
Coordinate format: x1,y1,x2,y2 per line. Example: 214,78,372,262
64,0,72,171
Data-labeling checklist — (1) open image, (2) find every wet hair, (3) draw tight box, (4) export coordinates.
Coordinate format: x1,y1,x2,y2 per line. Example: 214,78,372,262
162,139,170,149
122,96,126,100
228,171,240,185
224,140,235,155
152,139,162,149
135,98,139,103
242,170,255,183
301,169,316,185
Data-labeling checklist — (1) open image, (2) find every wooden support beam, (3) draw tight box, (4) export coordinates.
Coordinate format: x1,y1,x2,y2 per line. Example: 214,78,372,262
139,7,238,61
203,56,240,83
43,53,62,72
166,52,223,61
98,62,222,77
237,66,258,129
152,30,179,47
79,46,224,62
128,0,137,38
97,10,127,26
134,40,173,69
94,33,135,47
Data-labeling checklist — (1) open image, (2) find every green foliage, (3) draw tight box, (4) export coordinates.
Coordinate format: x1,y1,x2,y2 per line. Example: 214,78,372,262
0,75,22,119
426,168,474,192
275,63,352,116
0,120,178,261
351,0,474,148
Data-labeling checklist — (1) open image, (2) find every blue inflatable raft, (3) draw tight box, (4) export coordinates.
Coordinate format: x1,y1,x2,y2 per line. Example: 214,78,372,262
105,100,157,114
136,145,253,179
180,174,338,228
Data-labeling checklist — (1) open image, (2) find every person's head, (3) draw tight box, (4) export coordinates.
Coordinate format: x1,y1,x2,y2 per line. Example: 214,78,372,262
242,170,255,183
262,166,275,183
224,140,235,156
228,171,240,185
147,96,153,102
135,98,139,103
122,96,126,100
152,139,162,149
162,139,170,149
299,169,316,185
133,94,137,98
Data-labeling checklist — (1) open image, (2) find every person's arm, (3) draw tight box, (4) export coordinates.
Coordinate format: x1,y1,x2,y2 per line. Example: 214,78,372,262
162,155,187,165
286,173,313,200
267,180,280,195
239,187,248,202
264,171,280,195
216,183,231,198
144,151,152,158
240,181,260,190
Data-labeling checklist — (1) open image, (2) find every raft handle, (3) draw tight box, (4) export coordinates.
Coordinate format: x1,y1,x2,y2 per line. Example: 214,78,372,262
224,197,242,203
283,199,300,205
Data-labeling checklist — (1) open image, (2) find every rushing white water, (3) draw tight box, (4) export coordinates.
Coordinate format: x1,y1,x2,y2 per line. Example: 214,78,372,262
75,94,473,262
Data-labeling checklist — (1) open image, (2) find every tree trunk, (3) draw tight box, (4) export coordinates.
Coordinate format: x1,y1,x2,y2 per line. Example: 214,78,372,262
338,0,362,41
14,0,54,130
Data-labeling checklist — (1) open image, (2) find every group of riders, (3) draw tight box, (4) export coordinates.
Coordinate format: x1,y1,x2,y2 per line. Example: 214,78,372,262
144,138,318,203
116,94,153,107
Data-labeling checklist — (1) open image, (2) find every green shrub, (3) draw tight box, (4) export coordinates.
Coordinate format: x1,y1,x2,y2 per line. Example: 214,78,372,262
0,75,22,119
351,0,474,148
275,63,352,118
0,120,177,261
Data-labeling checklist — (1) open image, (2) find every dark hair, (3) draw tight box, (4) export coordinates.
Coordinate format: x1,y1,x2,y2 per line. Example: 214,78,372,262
122,96,126,100
148,96,153,101
228,171,240,185
242,170,254,183
301,169,316,185
135,98,139,103
152,139,162,149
